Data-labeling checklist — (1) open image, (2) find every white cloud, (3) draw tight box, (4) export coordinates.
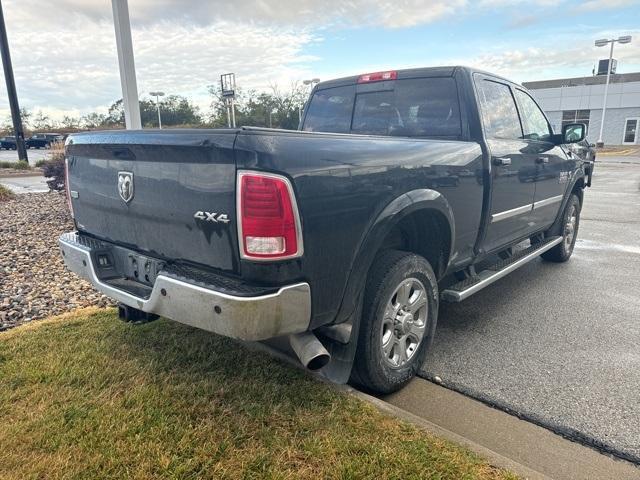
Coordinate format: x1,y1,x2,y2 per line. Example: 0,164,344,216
0,1,638,121
53,0,468,29
0,1,321,120
582,0,640,10
449,30,640,82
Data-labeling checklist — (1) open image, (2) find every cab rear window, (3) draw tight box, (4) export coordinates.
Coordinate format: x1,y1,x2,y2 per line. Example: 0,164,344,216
302,77,462,139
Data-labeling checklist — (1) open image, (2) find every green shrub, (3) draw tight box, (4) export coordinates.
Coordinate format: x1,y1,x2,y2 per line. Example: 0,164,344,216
0,160,31,170
41,141,66,191
0,184,14,201
35,159,47,167
13,161,30,170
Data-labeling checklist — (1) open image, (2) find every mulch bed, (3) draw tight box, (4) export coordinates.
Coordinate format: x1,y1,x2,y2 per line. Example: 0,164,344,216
0,193,112,331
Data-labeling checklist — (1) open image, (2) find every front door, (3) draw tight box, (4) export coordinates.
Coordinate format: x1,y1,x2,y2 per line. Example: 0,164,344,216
475,77,537,253
623,118,638,144
513,88,573,231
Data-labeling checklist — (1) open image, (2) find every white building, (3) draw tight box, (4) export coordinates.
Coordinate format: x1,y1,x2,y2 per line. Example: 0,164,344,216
523,72,640,146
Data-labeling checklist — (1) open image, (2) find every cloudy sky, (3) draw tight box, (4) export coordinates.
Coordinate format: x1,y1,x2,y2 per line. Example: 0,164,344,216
1,0,639,121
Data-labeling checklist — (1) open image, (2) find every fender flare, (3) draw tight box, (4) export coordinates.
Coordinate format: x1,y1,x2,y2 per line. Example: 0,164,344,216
549,167,587,233
334,189,455,326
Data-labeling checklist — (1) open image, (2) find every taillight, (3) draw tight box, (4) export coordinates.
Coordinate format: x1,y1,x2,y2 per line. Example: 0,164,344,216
237,171,303,260
357,70,397,83
64,157,74,218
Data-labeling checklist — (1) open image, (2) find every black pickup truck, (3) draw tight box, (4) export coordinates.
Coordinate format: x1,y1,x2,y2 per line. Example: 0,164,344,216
59,66,590,393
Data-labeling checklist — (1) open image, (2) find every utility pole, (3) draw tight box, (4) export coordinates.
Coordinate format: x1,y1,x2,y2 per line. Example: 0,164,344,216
0,0,28,163
112,0,141,129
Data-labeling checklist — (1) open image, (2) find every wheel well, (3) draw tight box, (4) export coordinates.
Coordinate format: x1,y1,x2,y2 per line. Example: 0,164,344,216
378,209,451,279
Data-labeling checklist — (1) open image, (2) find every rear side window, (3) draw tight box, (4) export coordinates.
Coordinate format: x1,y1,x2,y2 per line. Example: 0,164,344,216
476,80,522,140
303,77,462,138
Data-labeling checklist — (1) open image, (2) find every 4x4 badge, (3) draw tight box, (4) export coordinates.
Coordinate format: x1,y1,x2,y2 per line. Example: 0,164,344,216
194,211,230,223
118,171,134,203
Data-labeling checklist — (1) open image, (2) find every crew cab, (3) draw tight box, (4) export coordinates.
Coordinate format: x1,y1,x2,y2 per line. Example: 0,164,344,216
59,66,590,393
27,133,64,149
0,136,16,150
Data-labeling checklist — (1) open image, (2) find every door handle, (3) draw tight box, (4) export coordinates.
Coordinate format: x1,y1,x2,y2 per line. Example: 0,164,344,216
536,156,549,164
493,157,512,166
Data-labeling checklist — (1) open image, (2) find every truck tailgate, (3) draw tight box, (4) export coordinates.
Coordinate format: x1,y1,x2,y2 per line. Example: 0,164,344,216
66,130,240,274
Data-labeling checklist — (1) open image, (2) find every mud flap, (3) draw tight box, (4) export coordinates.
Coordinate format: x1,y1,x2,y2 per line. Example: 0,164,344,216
316,294,363,384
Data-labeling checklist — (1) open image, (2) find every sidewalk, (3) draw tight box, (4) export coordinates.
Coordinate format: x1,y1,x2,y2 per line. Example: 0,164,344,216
0,174,48,193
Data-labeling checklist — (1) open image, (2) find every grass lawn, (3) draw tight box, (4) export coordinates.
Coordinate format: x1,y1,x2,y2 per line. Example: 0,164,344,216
0,309,517,479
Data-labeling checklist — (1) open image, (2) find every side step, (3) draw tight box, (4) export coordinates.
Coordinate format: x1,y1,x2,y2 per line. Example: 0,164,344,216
441,236,563,302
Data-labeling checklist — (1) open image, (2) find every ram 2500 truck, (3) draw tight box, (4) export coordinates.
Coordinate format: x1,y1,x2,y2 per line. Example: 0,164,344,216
59,66,590,393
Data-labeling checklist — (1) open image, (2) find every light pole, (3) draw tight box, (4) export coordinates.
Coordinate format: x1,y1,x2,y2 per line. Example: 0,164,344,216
594,35,632,147
300,78,320,125
0,0,28,163
149,91,164,128
112,0,141,129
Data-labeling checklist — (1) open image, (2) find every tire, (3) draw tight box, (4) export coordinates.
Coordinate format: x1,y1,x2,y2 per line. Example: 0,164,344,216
351,250,438,394
541,193,581,263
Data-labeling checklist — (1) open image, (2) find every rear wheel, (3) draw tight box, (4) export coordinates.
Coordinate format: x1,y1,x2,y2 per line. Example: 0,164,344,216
351,250,438,394
541,193,581,262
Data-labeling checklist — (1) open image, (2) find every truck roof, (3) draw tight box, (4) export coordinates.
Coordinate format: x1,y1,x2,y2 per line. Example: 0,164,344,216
314,65,521,90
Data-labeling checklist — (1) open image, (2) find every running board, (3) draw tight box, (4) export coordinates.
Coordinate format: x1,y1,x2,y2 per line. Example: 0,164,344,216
441,236,563,302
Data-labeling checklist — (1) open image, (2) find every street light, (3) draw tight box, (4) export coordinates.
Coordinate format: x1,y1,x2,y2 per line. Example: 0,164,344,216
594,35,632,147
149,91,165,128
299,78,320,125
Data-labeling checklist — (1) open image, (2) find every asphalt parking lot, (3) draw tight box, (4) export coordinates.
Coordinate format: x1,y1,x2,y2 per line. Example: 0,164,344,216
421,155,640,463
0,147,48,165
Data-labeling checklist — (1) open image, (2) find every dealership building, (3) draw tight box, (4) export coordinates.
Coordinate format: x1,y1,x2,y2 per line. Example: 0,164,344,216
523,71,640,146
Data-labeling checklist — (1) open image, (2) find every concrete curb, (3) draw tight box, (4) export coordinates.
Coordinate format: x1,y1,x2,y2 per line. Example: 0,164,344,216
0,171,43,179
343,384,550,480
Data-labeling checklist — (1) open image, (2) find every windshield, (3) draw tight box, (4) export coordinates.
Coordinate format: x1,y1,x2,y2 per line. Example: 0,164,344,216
302,77,462,138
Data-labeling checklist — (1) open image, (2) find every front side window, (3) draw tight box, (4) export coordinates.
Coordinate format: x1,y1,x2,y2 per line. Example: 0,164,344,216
514,89,551,142
476,80,522,140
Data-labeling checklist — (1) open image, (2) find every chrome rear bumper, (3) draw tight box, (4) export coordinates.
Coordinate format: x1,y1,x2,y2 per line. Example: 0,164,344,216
58,232,311,341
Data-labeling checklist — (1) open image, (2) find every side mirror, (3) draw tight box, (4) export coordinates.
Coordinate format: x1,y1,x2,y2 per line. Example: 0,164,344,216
562,123,586,144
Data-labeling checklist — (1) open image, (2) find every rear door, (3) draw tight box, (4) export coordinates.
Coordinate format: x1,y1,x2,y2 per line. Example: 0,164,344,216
513,88,572,230
475,77,537,253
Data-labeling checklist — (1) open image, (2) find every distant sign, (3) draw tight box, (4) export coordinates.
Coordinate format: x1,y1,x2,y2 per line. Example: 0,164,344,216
221,73,236,98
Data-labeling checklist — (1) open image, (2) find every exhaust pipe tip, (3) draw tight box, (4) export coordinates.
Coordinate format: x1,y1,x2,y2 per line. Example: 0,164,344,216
289,332,331,371
306,352,331,371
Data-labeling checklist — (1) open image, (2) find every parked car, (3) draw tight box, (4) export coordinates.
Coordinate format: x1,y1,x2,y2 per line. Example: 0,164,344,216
0,136,16,150
567,139,595,186
26,133,64,149
59,66,590,393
